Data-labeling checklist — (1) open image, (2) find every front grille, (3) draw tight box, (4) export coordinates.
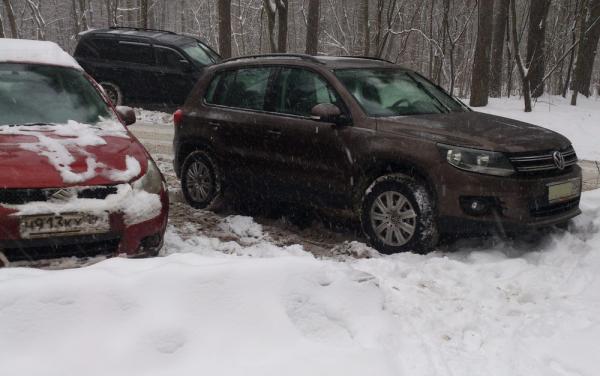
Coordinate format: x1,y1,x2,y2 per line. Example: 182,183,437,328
0,186,118,205
530,197,580,218
0,235,120,262
509,146,578,174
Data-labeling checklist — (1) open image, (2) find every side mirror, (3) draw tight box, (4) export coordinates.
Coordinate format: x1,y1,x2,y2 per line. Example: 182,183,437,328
116,106,136,126
310,103,347,125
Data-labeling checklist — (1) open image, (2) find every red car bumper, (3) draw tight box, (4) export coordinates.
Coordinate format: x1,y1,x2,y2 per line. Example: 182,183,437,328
0,189,169,262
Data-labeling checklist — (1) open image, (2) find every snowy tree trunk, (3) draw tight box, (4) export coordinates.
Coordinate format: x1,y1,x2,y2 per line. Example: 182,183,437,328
526,0,552,98
490,0,509,98
305,0,320,55
218,0,232,58
2,0,18,38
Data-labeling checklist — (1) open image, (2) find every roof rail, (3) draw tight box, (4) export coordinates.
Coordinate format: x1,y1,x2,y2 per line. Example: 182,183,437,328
222,53,324,64
339,55,395,64
109,26,176,35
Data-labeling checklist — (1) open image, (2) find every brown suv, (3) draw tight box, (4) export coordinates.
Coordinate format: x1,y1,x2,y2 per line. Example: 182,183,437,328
173,54,582,253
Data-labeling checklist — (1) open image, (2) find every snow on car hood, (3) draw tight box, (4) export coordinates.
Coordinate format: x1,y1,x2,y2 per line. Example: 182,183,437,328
0,120,147,188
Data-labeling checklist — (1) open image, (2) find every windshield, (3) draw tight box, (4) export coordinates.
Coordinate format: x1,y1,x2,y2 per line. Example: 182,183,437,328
334,68,467,117
0,63,113,125
182,42,221,66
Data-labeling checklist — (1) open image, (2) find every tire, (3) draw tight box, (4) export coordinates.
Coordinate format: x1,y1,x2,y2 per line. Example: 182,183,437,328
99,82,123,106
181,151,221,209
361,175,438,254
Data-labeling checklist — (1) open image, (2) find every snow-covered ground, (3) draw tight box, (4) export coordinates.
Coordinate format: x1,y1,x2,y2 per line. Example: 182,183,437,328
1,189,600,376
477,94,600,161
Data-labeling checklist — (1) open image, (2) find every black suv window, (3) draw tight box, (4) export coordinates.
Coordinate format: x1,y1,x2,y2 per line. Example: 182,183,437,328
156,47,186,68
117,41,154,65
206,67,273,111
85,38,120,60
272,68,341,117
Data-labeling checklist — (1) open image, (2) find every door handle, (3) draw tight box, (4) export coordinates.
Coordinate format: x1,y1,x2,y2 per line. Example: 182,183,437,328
267,129,282,136
208,121,221,129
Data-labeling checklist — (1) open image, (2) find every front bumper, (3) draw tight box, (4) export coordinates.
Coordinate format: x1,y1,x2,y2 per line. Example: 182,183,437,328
0,189,169,262
434,164,582,233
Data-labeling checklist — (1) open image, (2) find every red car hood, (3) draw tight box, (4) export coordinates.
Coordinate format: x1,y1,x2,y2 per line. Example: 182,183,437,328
0,125,148,189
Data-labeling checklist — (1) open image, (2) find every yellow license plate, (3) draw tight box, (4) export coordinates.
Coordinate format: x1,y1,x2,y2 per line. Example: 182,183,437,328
548,179,581,203
19,212,110,239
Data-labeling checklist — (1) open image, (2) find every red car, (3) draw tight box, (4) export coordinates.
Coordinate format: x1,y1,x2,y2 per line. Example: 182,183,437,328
0,39,169,265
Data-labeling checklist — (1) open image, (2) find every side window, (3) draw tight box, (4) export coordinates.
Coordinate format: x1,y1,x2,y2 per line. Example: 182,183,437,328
117,42,154,65
75,41,98,59
273,68,341,117
156,47,186,69
89,38,119,60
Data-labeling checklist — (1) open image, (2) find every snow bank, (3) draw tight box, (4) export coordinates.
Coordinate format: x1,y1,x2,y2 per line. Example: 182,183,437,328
0,38,82,71
1,191,600,376
478,95,600,161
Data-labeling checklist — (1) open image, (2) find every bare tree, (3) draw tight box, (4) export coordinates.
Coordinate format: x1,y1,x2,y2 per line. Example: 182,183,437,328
571,0,600,98
510,0,533,111
0,11,5,38
527,0,552,98
490,0,509,97
354,0,369,55
305,0,320,55
140,0,148,28
218,0,232,58
277,0,288,52
470,0,494,106
25,0,46,40
2,0,18,38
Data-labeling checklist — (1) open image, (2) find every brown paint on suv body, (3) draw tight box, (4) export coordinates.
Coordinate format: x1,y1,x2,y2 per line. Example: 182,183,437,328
174,56,581,237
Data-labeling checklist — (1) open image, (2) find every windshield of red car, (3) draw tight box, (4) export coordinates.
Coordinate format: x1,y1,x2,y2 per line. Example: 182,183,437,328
0,63,114,126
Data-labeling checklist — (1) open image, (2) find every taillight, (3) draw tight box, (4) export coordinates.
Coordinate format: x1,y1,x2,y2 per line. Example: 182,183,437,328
173,109,183,126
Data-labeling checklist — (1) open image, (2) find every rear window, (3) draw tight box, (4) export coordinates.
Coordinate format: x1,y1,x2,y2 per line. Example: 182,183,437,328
0,63,113,125
182,42,220,66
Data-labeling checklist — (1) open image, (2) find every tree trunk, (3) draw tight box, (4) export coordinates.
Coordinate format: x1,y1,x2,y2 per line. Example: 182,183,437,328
277,0,288,52
470,0,494,107
78,0,88,30
510,0,532,112
305,0,320,55
2,0,18,38
527,0,552,98
0,12,5,38
354,0,369,55
490,0,509,98
263,0,277,52
572,0,600,97
140,0,148,28
218,0,232,58
571,0,590,104
25,0,46,40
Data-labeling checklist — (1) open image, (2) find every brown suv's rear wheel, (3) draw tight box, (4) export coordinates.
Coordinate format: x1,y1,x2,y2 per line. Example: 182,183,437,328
361,176,438,254
181,151,221,209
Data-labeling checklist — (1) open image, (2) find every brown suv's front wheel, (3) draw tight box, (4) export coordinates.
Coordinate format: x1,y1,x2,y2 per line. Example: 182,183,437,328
362,176,438,254
181,151,221,209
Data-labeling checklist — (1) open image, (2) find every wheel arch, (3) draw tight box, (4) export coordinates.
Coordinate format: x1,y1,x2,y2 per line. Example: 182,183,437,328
175,139,215,178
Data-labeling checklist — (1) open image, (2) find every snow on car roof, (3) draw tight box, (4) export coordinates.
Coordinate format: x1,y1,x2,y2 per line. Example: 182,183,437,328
0,38,83,71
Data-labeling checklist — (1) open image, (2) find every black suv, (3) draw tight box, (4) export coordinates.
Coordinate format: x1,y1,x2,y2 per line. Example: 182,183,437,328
74,27,220,108
173,54,581,254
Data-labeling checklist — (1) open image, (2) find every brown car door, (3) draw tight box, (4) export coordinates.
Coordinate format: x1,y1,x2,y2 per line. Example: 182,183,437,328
260,67,355,207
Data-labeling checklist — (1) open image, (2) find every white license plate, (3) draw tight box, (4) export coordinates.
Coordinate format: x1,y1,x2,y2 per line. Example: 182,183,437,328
547,179,581,203
19,212,110,239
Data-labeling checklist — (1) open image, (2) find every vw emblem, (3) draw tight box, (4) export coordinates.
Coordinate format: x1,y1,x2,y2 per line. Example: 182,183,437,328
552,151,565,170
49,189,75,202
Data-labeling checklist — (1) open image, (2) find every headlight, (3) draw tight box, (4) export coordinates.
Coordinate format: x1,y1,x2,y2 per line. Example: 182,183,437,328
437,144,514,176
130,159,164,194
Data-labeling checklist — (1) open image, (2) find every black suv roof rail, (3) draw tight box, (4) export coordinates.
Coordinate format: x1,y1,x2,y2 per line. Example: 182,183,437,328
108,26,176,35
222,53,325,65
339,55,395,64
